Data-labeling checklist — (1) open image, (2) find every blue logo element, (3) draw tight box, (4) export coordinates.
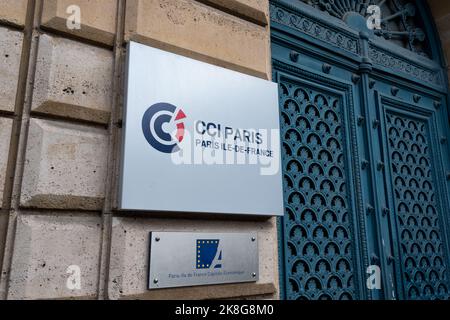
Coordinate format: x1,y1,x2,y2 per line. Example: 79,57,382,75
142,103,186,154
196,240,222,269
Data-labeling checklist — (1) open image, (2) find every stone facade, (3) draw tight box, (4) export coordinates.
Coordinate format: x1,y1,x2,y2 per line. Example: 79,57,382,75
0,0,448,300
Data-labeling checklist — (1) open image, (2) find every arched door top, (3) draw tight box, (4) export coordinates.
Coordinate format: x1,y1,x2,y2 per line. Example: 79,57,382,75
270,0,446,92
300,0,430,57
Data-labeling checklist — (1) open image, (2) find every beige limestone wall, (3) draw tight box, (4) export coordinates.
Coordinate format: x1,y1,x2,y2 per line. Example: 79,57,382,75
0,0,28,27
0,0,277,300
124,0,270,78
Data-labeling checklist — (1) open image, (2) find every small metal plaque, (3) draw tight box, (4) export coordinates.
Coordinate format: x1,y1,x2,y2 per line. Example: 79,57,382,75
148,232,258,289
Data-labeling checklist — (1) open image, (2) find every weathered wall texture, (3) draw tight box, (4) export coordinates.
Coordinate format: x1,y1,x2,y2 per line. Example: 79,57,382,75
0,0,277,300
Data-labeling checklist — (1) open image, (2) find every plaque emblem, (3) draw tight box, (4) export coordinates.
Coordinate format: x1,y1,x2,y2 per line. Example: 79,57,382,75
196,240,222,269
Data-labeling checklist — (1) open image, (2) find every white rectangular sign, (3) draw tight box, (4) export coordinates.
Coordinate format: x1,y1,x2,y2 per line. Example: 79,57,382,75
120,42,283,216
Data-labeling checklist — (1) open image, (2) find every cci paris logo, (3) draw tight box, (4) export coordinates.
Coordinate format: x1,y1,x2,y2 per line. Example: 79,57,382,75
142,103,187,154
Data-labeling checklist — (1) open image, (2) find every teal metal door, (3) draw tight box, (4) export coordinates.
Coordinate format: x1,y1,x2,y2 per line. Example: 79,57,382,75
271,0,450,300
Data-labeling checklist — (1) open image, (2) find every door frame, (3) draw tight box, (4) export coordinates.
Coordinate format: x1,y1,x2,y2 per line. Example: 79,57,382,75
270,0,450,300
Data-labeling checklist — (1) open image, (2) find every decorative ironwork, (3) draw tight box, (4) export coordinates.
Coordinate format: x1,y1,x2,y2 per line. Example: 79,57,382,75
270,0,442,87
270,3,360,55
386,112,450,300
300,0,429,56
279,78,357,300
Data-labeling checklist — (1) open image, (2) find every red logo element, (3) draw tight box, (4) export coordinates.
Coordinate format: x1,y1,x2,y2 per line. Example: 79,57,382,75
174,109,187,143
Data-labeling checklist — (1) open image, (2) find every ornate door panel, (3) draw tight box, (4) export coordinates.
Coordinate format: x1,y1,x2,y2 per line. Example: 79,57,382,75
376,93,450,300
275,68,364,300
271,0,450,300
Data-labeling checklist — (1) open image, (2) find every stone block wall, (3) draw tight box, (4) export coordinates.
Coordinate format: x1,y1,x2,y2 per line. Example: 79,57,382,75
0,0,277,300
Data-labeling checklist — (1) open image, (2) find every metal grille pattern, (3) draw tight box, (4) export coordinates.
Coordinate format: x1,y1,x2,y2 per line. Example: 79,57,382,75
386,113,450,300
279,80,356,300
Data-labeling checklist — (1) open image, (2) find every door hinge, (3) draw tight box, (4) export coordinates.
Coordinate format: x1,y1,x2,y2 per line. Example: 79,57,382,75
361,159,369,170
357,116,365,127
434,101,442,109
372,119,380,129
387,255,394,265
290,50,299,62
370,254,380,265
322,63,332,74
